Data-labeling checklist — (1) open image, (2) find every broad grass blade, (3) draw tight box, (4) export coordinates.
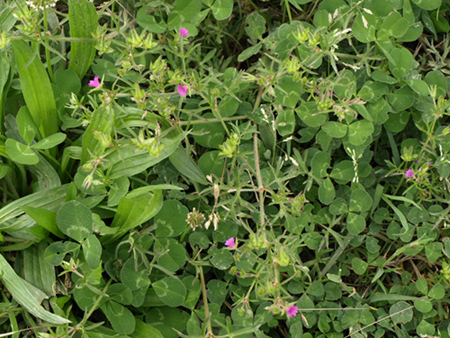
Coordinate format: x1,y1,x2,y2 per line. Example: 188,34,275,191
68,0,97,80
11,40,58,139
0,254,70,324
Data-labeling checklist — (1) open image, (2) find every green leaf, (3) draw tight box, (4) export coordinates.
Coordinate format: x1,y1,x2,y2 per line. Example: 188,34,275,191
318,178,335,205
424,70,448,98
102,301,135,335
44,241,80,266
348,120,374,146
211,0,233,20
153,277,187,307
414,299,433,313
311,151,331,178
155,238,186,272
146,307,188,338
137,7,167,33
428,284,445,300
276,110,296,136
57,200,93,243
218,95,240,117
21,206,64,238
108,132,187,178
405,79,429,96
68,0,98,79
182,276,202,310
155,200,189,238
207,279,228,305
11,40,58,138
120,258,150,291
307,280,324,297
16,106,37,145
358,81,388,102
352,257,368,275
387,86,415,111
0,185,69,231
384,111,410,133
322,121,347,138
245,12,266,41
349,189,373,212
132,318,164,338
0,254,70,324
415,277,428,295
101,190,163,245
367,98,391,124
83,234,102,269
192,113,225,149
296,102,327,127
237,43,261,62
210,248,233,270
347,213,366,235
167,0,202,25
80,106,113,165
31,133,66,150
371,70,398,84
329,198,348,215
22,242,56,297
411,0,441,10
352,12,377,43
389,301,413,324
107,283,133,306
274,76,302,108
377,12,409,39
199,150,225,178
5,138,39,165
231,304,254,326
330,160,355,184
53,69,81,115
416,319,435,336
389,48,413,79
169,147,208,185
107,176,130,207
334,69,356,99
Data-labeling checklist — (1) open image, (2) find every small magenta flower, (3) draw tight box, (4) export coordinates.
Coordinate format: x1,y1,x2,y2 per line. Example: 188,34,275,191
405,169,414,178
89,76,100,88
179,28,189,37
286,305,298,318
225,238,235,248
177,85,188,97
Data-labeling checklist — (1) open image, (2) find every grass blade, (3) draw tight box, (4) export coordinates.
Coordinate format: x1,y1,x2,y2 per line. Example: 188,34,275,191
0,254,70,324
11,40,58,139
68,0,97,80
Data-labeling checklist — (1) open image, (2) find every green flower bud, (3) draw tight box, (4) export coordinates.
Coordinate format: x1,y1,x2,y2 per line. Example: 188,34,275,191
293,27,309,43
273,246,290,266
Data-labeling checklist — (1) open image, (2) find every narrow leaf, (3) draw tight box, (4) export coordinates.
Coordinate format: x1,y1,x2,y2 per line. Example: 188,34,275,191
0,254,70,324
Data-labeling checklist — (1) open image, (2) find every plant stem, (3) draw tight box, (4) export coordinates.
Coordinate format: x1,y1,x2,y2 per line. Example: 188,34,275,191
43,7,55,83
198,266,213,335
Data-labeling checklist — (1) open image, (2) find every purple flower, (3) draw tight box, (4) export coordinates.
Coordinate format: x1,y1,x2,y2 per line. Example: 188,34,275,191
179,28,189,37
405,169,414,178
89,76,100,88
225,238,235,248
177,85,187,97
286,305,298,318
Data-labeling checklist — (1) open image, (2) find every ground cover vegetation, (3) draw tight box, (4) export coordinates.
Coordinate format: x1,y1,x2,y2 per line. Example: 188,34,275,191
0,0,450,337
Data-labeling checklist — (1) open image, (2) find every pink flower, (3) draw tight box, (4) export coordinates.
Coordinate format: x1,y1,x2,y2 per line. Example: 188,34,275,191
89,76,100,88
286,305,298,318
225,238,235,248
179,28,189,37
405,169,414,178
177,85,188,97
